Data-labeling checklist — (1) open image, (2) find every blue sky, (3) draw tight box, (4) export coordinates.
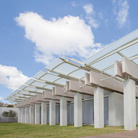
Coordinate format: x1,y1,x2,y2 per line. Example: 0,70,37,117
0,0,137,103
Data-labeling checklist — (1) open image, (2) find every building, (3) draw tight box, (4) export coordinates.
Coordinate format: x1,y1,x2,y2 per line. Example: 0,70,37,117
6,29,138,130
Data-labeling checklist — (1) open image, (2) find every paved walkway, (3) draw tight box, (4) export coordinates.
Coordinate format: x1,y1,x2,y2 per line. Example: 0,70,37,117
81,130,138,138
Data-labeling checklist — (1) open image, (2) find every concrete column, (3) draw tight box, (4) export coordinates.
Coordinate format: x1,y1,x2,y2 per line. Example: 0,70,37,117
29,105,35,124
136,99,138,125
74,93,82,127
60,97,67,126
109,92,124,126
21,107,25,123
21,108,23,123
49,100,56,125
124,79,136,130
41,102,47,125
25,107,29,123
18,108,21,123
35,103,40,124
94,87,104,128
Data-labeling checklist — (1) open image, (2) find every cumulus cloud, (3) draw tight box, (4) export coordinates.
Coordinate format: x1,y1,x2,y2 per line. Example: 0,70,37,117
0,96,3,101
15,12,103,65
83,4,99,28
113,0,129,28
0,64,29,90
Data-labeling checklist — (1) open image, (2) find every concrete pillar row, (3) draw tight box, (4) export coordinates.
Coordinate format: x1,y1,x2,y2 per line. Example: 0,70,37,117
124,79,136,130
74,93,82,127
41,102,47,125
94,87,104,128
60,97,67,126
49,100,56,125
35,103,40,124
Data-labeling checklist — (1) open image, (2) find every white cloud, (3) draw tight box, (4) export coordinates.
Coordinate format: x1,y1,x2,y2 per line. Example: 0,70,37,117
0,96,3,101
0,64,29,90
15,12,103,65
86,17,99,28
83,4,94,14
83,4,99,28
113,0,129,28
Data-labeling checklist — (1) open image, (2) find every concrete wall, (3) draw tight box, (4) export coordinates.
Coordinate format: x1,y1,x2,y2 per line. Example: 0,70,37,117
109,92,138,126
0,107,18,122
67,95,109,125
109,92,124,126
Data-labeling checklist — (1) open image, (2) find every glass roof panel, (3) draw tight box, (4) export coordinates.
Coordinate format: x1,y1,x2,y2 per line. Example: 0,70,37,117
84,29,138,64
24,86,37,91
104,68,114,76
92,53,122,70
41,74,59,82
25,79,35,85
31,81,46,87
36,89,44,93
33,70,46,79
69,69,89,79
44,84,54,89
14,90,20,93
19,91,30,94
18,85,27,90
133,59,138,65
120,43,138,58
55,78,68,85
46,58,64,71
53,63,78,75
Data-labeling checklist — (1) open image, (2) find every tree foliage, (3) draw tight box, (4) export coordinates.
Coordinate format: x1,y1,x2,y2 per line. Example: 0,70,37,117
8,110,16,118
2,111,9,117
7,105,14,108
2,110,16,122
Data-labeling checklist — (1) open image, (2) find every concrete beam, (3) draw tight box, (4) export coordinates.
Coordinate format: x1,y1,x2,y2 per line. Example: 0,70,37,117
53,86,74,98
115,60,138,86
68,80,94,95
36,94,49,103
122,57,138,81
43,90,60,101
114,60,126,79
90,70,123,93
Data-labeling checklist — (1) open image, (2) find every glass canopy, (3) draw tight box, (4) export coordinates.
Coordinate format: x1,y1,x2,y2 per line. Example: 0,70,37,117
6,29,138,102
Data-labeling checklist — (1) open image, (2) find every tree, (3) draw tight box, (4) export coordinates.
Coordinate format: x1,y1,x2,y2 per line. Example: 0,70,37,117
7,105,14,108
2,111,9,122
2,110,16,122
9,110,16,118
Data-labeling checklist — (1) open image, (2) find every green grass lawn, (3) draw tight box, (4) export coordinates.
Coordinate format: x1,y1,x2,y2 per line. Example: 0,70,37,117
0,123,130,138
